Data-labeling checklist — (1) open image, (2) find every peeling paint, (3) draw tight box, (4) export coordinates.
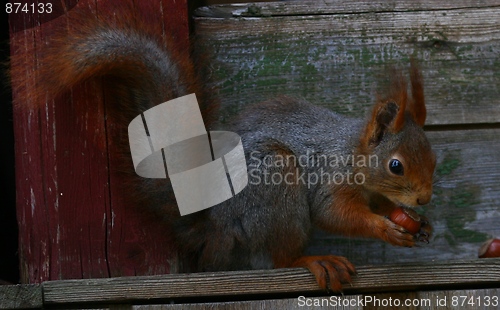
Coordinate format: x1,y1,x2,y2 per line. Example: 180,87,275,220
30,187,35,217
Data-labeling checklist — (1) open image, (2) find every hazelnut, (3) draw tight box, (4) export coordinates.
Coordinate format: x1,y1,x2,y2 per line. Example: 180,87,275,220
389,207,421,235
478,238,500,258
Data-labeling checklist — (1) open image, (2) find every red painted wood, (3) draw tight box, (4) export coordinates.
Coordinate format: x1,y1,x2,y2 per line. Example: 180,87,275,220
11,0,188,283
163,0,190,51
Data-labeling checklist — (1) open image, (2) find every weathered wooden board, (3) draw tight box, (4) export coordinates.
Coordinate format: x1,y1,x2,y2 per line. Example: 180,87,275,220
0,284,42,309
307,128,500,265
419,288,500,310
41,259,500,306
2,284,499,310
134,297,364,309
0,260,498,309
196,0,500,17
193,0,500,268
194,1,500,125
56,288,500,309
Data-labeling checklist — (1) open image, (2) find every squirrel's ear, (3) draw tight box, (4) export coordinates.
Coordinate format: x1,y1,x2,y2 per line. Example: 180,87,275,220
408,60,426,127
361,99,405,147
361,70,407,147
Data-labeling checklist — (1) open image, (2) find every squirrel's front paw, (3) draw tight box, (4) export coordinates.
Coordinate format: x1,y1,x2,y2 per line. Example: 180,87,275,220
378,217,416,247
417,215,433,244
291,255,356,292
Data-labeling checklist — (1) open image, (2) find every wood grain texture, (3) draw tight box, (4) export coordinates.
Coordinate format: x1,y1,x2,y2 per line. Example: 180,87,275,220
196,0,500,18
2,285,499,309
420,288,500,310
193,1,500,268
364,292,419,310
42,259,500,305
194,1,500,125
10,0,188,283
307,128,500,265
135,288,500,309
0,284,42,309
134,297,364,309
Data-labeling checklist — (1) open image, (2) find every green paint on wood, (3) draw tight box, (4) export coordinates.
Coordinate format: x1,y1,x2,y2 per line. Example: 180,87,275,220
430,150,488,247
436,152,461,177
198,8,500,125
244,4,264,17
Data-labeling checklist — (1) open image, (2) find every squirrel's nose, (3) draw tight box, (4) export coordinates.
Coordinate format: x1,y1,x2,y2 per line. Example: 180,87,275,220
417,196,431,205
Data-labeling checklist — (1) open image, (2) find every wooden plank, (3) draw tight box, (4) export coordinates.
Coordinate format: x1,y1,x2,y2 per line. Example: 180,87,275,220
420,288,500,310
110,306,133,310
134,296,364,309
10,0,188,283
101,0,179,279
196,0,500,18
194,2,500,125
2,285,498,309
307,128,500,265
42,259,500,305
10,0,59,284
364,292,419,309
117,290,500,309
0,284,42,309
10,0,119,283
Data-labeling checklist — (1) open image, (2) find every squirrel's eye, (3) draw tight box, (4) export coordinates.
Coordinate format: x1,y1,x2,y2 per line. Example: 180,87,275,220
389,159,404,175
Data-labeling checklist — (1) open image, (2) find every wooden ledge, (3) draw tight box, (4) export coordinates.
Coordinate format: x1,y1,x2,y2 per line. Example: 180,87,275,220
1,258,499,308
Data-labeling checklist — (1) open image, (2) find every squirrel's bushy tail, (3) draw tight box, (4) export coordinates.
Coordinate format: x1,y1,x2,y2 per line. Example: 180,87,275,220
10,4,218,220
10,4,218,126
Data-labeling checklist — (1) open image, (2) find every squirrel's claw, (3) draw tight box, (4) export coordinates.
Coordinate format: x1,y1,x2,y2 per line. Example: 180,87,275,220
417,230,430,243
417,215,433,244
418,234,430,244
291,255,356,292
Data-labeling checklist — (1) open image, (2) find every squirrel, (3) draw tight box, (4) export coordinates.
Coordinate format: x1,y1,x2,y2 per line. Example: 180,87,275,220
11,4,436,291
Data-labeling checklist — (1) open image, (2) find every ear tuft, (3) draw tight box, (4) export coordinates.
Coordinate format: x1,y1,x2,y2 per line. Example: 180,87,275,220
388,68,408,132
360,60,427,150
408,59,426,127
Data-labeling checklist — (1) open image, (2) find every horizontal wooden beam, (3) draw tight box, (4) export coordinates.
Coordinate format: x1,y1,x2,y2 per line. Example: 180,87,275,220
194,1,500,127
195,0,500,18
1,259,498,308
40,258,500,305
